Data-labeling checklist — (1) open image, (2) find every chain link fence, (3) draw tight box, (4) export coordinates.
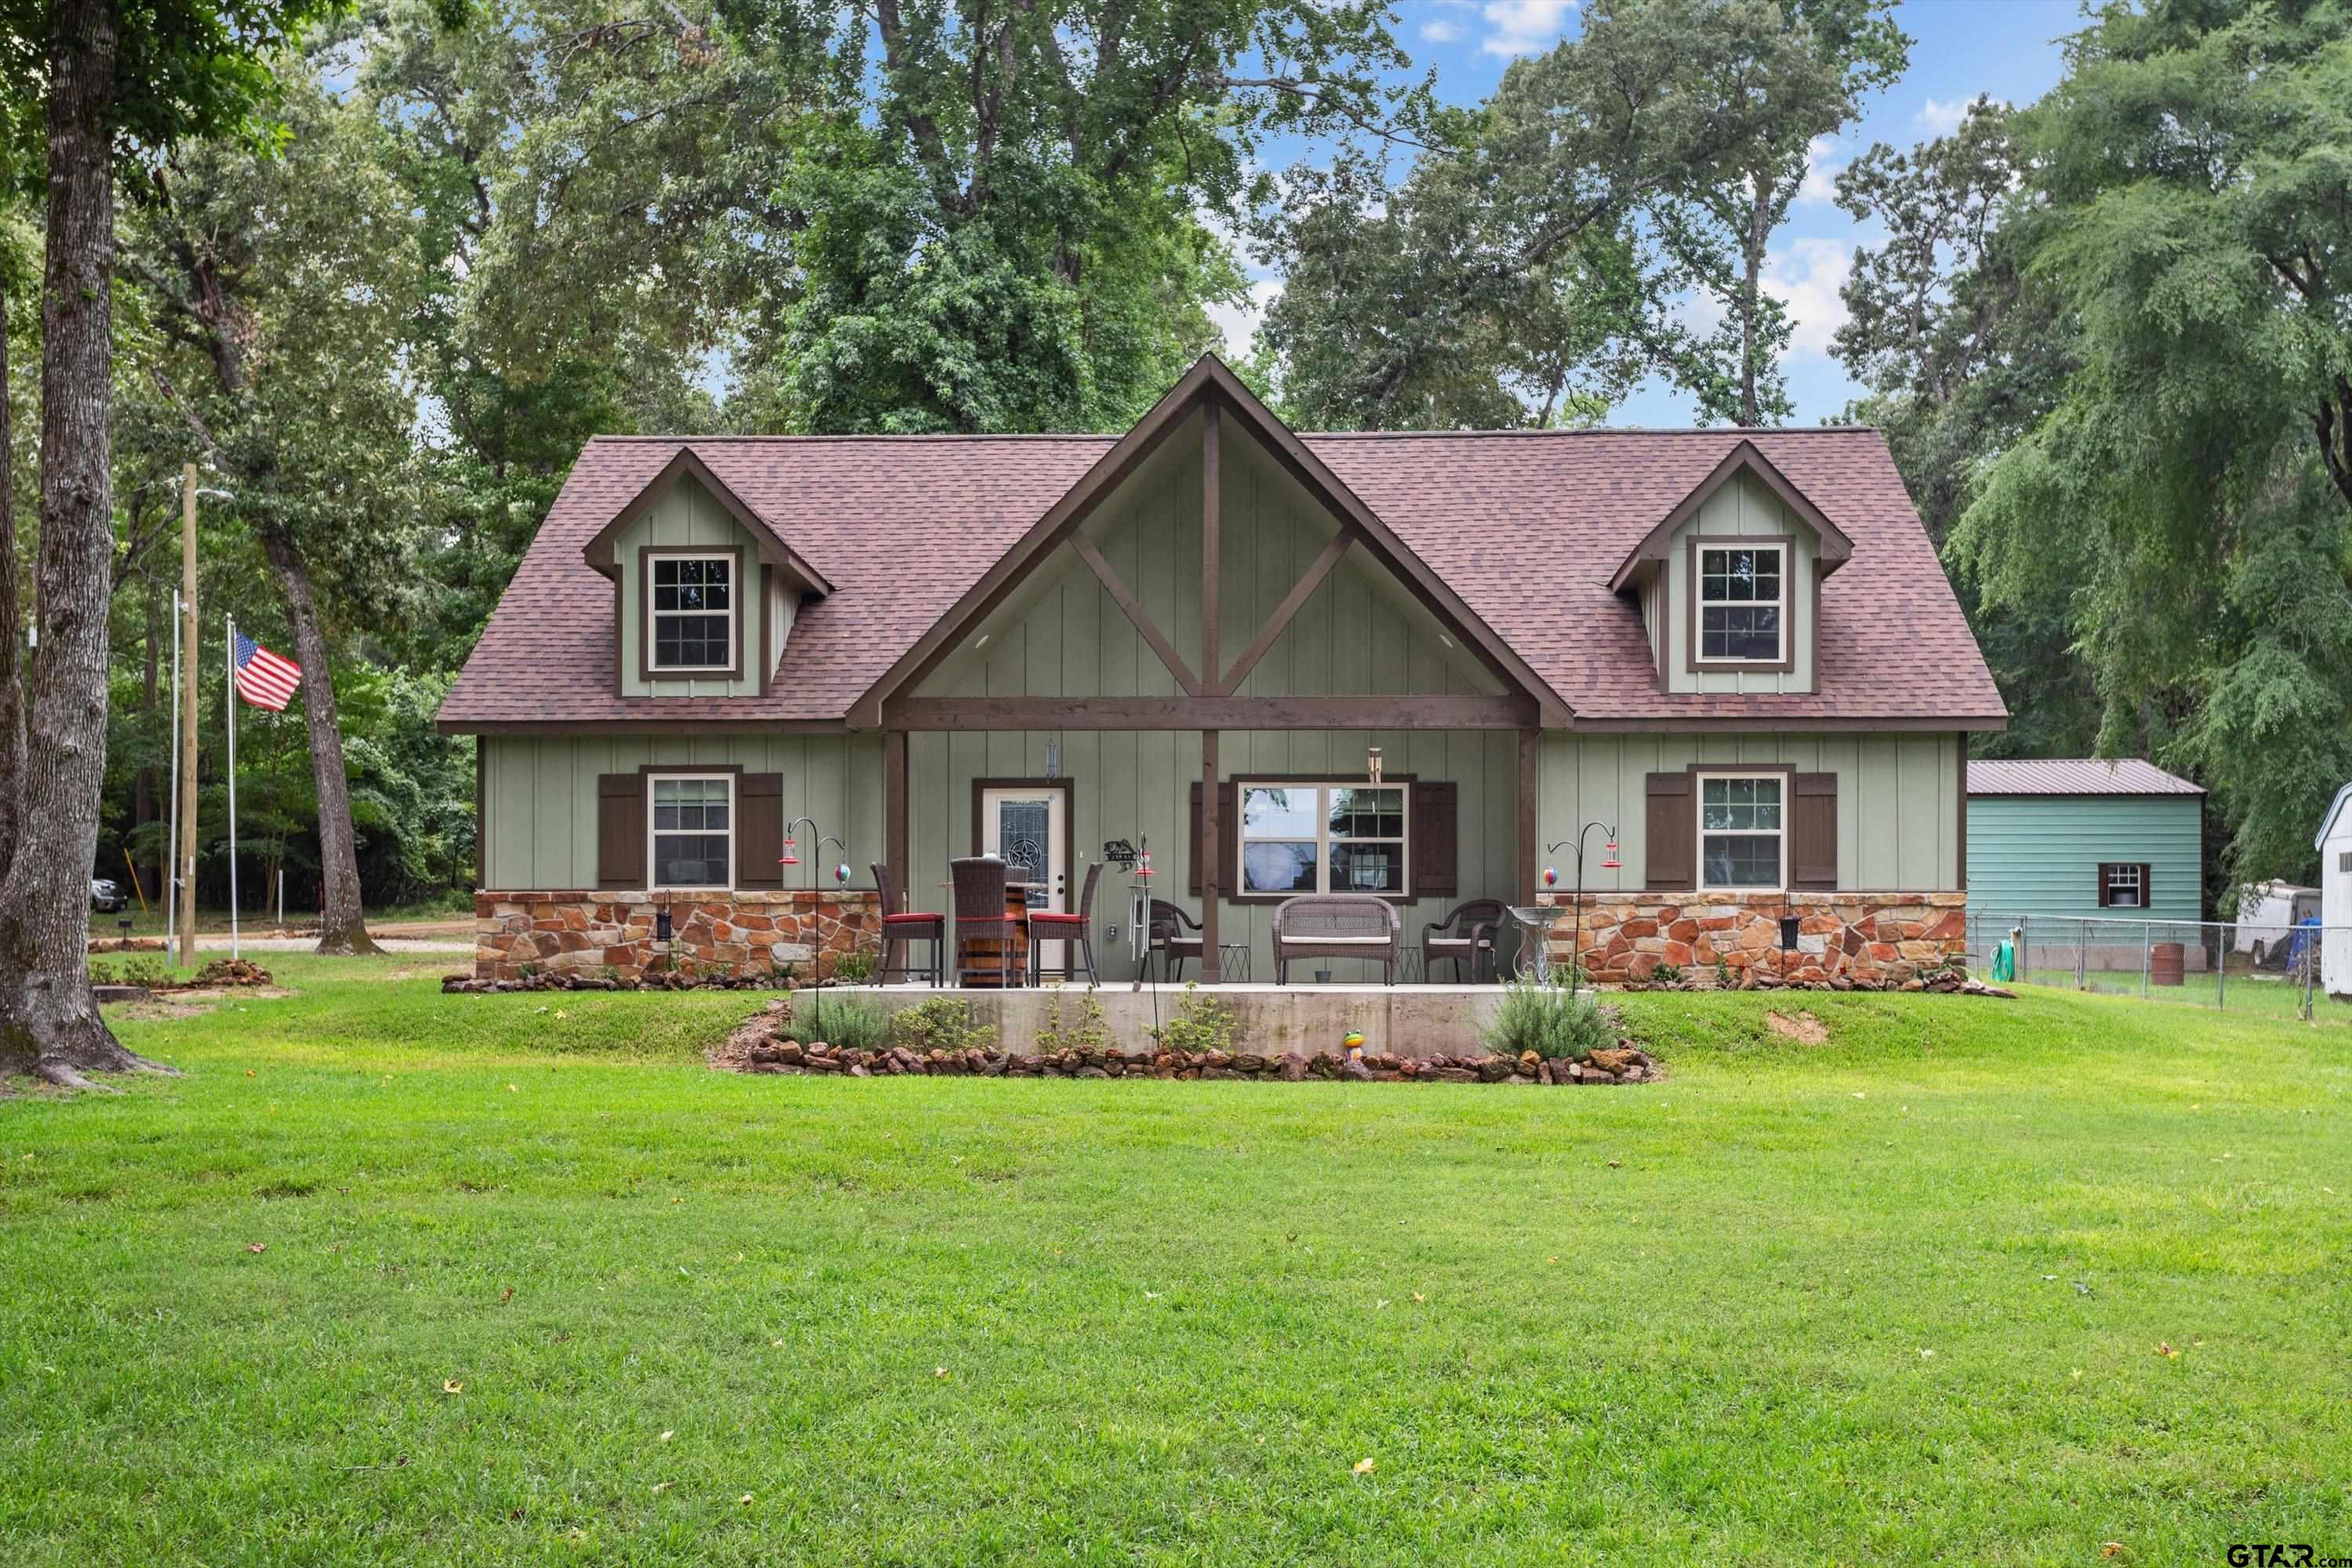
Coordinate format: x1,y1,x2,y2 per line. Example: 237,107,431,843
1963,910,2352,1022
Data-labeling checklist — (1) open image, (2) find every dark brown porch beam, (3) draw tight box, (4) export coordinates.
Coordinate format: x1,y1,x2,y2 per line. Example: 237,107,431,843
884,694,1537,731
1069,535,1201,696
1200,728,1221,983
884,728,908,900
1202,403,1221,694
1517,727,1537,906
1218,528,1352,695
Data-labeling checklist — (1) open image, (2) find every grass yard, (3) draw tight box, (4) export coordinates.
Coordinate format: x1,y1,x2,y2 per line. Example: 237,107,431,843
2,964,2347,1566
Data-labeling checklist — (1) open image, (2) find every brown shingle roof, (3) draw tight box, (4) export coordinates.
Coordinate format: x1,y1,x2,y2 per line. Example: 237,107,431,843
437,424,2005,729
1967,759,2202,796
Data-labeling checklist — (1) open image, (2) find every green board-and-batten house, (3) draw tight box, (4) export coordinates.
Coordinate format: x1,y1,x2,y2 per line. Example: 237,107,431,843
439,356,2007,985
1965,759,2207,968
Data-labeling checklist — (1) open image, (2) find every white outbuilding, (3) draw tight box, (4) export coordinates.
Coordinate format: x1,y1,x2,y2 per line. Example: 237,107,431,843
2317,782,2352,998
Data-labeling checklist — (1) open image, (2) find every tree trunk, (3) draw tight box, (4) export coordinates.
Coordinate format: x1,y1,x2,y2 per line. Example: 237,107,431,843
0,0,168,1088
1739,182,1769,427
257,528,378,955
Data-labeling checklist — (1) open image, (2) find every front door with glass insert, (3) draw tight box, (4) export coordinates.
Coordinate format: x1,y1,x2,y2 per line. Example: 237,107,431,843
980,783,1069,968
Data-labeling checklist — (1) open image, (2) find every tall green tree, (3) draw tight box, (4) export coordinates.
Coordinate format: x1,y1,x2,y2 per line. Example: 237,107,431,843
1949,0,2352,891
1253,0,1858,430
1829,98,2098,760
126,64,429,954
1659,0,1907,425
720,0,1416,433
0,0,338,1088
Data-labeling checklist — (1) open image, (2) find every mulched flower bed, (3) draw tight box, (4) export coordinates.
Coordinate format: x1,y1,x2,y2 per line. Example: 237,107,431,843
88,938,168,953
1617,970,2014,996
443,971,837,994
724,1034,1661,1086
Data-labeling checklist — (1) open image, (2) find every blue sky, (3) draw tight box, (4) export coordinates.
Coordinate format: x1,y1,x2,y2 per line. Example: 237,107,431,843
1218,0,2086,426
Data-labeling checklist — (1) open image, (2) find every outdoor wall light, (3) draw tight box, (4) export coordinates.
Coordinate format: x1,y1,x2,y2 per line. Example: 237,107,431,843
655,908,673,942
1779,915,1801,951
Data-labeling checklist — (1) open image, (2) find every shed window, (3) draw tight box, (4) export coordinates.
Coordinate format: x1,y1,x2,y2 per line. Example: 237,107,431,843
2098,862,2147,909
651,775,732,888
648,554,734,670
1239,783,1408,895
1699,773,1784,891
1698,545,1784,662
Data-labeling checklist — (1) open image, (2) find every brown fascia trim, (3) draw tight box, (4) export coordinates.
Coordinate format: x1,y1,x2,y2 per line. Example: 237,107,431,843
1606,439,1856,593
441,718,852,737
637,543,746,685
1568,714,2011,735
1686,533,1798,676
580,445,834,594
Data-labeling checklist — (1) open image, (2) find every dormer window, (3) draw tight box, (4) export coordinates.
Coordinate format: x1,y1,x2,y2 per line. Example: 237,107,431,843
1693,542,1788,666
647,551,736,673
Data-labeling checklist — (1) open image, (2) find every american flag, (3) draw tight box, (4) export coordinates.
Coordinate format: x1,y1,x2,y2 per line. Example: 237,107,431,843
232,630,302,711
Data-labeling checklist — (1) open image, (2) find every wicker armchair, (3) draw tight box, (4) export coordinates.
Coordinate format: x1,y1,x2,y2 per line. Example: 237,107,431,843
870,862,943,986
1272,894,1401,985
950,855,1018,985
1026,862,1104,985
1422,898,1505,982
1146,898,1205,982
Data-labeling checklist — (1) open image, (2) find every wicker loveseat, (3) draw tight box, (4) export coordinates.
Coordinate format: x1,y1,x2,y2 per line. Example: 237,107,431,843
1271,894,1402,985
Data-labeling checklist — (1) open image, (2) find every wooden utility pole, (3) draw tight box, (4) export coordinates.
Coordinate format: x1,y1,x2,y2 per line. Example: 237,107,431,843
176,463,198,968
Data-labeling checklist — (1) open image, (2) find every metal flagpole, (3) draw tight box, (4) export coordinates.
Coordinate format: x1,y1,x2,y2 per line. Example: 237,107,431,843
227,614,240,962
165,590,182,951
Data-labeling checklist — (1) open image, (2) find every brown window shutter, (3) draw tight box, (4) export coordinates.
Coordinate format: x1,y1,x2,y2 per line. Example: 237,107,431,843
1189,782,1203,897
597,773,645,889
2139,862,2152,906
1413,781,1458,898
1645,771,1693,889
736,773,784,890
1791,772,1838,891
2096,865,2111,908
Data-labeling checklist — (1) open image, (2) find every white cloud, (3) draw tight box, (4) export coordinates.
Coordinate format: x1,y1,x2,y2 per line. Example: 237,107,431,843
1918,97,1976,135
1207,278,1283,360
1420,18,1462,42
1796,136,1839,205
1676,236,1854,361
1480,0,1575,57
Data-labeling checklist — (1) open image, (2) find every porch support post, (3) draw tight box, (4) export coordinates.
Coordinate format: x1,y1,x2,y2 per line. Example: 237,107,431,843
1517,727,1538,906
1200,728,1221,983
884,728,909,903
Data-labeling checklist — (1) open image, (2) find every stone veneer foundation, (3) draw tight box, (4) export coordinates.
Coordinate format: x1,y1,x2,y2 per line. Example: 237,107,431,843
1537,891,1968,985
475,890,881,982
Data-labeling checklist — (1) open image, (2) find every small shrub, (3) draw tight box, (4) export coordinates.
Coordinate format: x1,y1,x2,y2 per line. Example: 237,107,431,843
831,951,874,982
1481,974,1617,1062
1036,993,1110,1056
1650,961,1685,987
122,955,169,988
1715,957,1733,989
1150,983,1235,1055
785,997,888,1054
87,958,118,985
889,996,992,1054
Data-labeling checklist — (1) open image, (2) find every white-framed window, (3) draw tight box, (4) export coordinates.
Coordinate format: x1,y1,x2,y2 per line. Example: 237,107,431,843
1238,782,1409,896
648,553,735,671
1698,772,1784,891
2100,862,2144,909
650,774,733,888
1697,544,1785,662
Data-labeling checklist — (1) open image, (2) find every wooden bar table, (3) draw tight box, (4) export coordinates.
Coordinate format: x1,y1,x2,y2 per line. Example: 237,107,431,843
944,880,1039,987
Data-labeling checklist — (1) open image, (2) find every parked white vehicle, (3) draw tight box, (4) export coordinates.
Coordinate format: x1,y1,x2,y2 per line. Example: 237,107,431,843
2232,878,2319,955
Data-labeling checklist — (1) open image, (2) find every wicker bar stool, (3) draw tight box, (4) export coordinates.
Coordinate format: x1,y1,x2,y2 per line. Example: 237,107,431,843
1026,862,1104,985
950,855,1018,986
870,862,944,986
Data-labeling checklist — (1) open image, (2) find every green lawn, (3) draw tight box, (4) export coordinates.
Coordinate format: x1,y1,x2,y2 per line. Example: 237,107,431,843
2,965,2346,1565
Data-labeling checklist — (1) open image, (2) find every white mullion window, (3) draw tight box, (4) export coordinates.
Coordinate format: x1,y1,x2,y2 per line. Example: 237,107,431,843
1697,772,1784,891
1238,782,1410,895
649,774,733,889
648,553,735,672
1697,544,1785,662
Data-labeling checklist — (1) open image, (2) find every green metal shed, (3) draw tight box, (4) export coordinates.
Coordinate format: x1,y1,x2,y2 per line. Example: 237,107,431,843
1965,758,2205,970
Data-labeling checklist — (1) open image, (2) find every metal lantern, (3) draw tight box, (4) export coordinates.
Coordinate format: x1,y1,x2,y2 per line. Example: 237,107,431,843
655,907,674,942
1779,914,1801,951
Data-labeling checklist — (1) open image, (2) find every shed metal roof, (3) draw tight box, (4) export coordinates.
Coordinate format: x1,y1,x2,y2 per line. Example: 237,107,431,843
1966,759,2204,797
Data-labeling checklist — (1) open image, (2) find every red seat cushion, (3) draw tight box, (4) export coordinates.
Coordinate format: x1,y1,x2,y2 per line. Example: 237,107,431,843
1027,911,1087,927
884,912,944,924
